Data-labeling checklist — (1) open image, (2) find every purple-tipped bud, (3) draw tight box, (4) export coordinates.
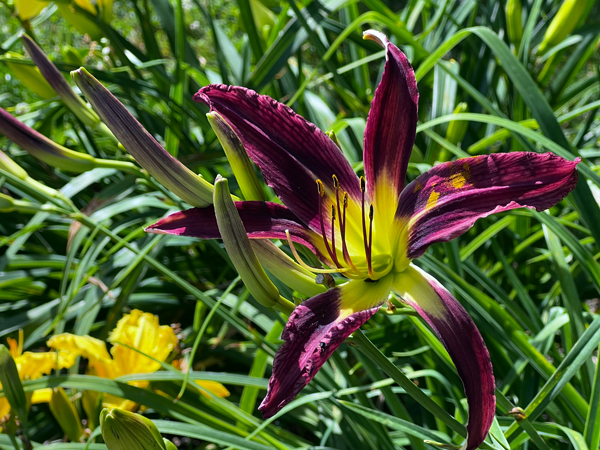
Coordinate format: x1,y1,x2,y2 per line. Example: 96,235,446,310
21,34,100,128
72,68,214,207
0,107,97,172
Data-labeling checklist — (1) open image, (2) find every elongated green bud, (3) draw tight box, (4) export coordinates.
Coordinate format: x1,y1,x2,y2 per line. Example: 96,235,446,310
0,345,28,424
100,408,166,450
0,193,14,212
0,149,28,180
4,52,55,99
0,194,55,213
0,149,67,199
445,103,469,145
0,106,96,172
21,34,100,128
538,0,587,54
214,176,280,308
72,67,214,207
252,241,325,297
49,387,84,442
506,0,523,48
163,439,178,450
207,112,266,202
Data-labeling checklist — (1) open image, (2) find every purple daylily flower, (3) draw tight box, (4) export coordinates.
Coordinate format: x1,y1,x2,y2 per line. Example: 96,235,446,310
146,30,580,449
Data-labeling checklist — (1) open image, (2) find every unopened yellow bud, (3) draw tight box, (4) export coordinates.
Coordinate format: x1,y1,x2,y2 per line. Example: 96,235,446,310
506,0,523,47
49,387,84,442
538,0,587,54
100,408,165,450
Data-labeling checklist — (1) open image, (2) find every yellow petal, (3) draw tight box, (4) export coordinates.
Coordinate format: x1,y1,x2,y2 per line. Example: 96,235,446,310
109,310,177,376
5,53,56,99
15,350,77,380
15,0,49,20
47,333,117,378
196,380,230,398
30,388,53,404
0,397,10,418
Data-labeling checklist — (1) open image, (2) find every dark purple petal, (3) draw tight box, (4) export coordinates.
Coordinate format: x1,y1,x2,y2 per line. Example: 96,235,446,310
394,265,495,450
194,85,361,232
146,201,323,256
363,30,418,202
397,152,580,259
259,279,392,417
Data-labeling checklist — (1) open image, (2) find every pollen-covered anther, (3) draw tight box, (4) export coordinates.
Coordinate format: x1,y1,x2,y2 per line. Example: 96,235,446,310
316,179,325,197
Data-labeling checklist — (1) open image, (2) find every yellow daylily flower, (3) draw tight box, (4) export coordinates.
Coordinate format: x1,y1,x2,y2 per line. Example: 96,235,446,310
0,332,77,418
48,310,229,410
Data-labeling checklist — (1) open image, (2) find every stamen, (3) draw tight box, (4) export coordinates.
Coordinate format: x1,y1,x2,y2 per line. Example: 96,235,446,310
285,230,343,274
316,179,340,267
332,174,339,190
360,177,370,273
331,205,337,262
367,204,374,278
340,192,357,271
317,179,325,197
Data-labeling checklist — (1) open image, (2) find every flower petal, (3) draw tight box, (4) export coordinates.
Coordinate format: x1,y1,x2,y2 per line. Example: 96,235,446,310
194,85,361,231
363,30,418,214
146,201,324,257
259,278,392,418
396,152,580,259
394,265,495,450
108,310,177,376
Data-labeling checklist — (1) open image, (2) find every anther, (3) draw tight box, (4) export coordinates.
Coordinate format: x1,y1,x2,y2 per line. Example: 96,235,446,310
360,176,366,192
332,174,339,190
316,179,324,197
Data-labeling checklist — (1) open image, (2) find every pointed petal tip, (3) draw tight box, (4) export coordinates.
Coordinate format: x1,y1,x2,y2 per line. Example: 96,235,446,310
363,29,388,47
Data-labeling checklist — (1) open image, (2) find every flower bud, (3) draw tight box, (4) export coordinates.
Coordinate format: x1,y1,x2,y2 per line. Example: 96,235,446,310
21,34,100,128
252,240,326,297
213,176,280,308
49,387,84,442
72,68,214,207
0,193,14,212
0,107,97,172
0,345,28,424
4,52,55,99
538,0,586,54
0,149,67,200
0,150,28,180
506,0,523,48
207,111,266,202
163,439,178,450
100,408,166,450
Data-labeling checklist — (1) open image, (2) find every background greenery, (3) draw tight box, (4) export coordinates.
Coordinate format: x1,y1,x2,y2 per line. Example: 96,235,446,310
1,0,600,448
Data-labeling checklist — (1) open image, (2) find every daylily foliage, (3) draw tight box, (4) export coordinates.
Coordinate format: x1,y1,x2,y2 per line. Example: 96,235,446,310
144,31,579,449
